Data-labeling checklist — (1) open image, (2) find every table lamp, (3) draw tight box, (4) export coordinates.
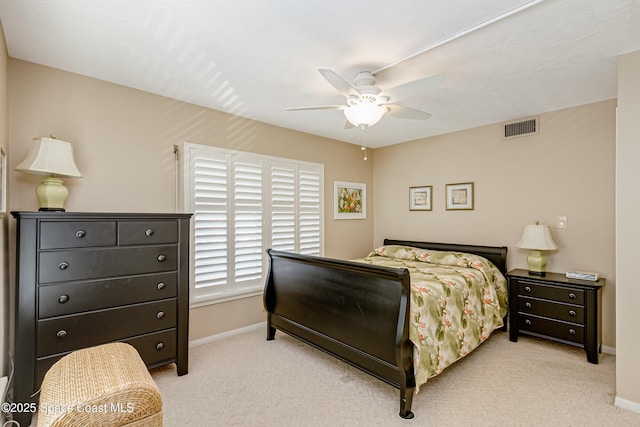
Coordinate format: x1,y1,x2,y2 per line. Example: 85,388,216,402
16,136,82,211
516,221,558,276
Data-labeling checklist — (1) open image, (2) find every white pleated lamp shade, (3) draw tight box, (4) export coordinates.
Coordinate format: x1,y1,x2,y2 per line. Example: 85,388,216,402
516,224,558,250
16,137,82,178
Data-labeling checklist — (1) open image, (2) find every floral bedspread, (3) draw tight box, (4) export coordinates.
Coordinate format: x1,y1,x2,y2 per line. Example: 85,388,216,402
354,245,508,390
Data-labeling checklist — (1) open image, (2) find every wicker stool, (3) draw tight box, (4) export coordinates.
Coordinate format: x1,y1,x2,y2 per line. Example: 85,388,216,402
37,342,163,427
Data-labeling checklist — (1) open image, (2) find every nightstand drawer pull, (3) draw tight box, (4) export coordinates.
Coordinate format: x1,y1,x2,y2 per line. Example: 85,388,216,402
157,254,166,262
525,302,532,309
56,330,67,339
525,319,531,326
569,328,576,335
569,310,577,316
58,294,69,304
524,286,532,293
569,292,577,299
58,262,69,270
156,342,165,351
157,282,166,290
75,230,86,238
156,311,165,319
145,229,154,237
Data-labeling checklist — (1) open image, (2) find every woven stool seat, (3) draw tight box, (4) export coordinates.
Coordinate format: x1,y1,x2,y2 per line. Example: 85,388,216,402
37,342,162,427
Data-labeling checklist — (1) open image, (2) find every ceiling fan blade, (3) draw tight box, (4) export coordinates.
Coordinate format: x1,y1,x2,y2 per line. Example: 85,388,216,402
385,104,432,120
286,105,345,111
382,74,445,102
318,69,360,97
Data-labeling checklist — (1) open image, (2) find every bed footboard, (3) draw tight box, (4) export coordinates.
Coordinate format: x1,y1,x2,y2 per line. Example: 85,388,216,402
264,249,416,419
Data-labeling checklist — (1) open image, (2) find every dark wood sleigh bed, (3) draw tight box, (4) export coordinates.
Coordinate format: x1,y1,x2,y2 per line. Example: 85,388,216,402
263,239,508,419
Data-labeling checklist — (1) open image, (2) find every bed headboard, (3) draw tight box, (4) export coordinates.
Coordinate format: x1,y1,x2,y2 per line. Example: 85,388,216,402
383,239,508,276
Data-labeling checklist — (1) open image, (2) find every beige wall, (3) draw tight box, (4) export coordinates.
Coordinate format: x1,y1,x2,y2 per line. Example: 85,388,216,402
0,22,9,377
374,100,617,348
616,50,640,408
7,59,374,341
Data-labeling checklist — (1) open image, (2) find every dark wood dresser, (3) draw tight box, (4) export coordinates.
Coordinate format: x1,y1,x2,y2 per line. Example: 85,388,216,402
507,269,604,364
11,211,191,425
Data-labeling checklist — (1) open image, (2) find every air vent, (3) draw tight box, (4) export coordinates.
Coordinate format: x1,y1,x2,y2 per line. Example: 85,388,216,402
504,117,539,139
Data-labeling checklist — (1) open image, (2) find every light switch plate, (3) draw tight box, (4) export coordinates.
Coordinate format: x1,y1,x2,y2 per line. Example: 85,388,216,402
557,216,567,229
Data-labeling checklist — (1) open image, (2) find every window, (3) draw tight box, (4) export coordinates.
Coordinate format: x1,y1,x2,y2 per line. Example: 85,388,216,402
184,143,324,305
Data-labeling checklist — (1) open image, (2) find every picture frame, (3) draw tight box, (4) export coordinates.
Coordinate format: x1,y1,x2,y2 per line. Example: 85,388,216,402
409,186,432,211
445,182,474,210
334,181,366,219
0,147,5,213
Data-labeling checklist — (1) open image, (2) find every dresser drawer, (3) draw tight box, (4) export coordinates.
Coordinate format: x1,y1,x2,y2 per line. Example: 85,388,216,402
38,245,177,283
40,221,116,249
118,221,178,246
515,280,584,305
519,314,584,344
38,272,178,318
37,299,176,357
517,297,584,324
35,329,177,388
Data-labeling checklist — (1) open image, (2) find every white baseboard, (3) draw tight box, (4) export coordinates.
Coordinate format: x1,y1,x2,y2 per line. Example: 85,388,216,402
189,321,266,348
602,345,616,355
615,396,640,414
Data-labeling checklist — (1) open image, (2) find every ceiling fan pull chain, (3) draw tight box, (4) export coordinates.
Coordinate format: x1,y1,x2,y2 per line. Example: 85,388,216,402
361,128,368,161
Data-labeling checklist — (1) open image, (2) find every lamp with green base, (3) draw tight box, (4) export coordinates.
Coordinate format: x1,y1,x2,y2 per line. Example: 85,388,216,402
516,220,558,276
15,136,82,211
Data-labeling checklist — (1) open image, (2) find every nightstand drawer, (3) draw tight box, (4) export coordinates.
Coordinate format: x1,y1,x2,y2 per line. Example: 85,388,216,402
38,272,177,318
518,297,584,324
36,299,176,357
40,221,116,249
515,280,584,305
519,314,584,344
118,221,178,245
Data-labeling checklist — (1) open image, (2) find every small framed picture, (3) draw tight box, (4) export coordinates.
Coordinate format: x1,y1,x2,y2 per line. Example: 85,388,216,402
446,182,474,210
334,181,366,219
409,186,432,211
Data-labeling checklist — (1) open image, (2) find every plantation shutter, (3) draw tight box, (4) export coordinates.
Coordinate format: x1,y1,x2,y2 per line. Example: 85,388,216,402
184,142,324,305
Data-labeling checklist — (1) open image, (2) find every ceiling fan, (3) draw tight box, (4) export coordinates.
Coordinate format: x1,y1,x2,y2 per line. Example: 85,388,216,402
286,0,545,133
286,69,445,130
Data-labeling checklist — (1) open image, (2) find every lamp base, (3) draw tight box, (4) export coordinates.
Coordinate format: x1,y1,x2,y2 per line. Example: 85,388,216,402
39,207,66,212
36,176,69,212
527,249,547,276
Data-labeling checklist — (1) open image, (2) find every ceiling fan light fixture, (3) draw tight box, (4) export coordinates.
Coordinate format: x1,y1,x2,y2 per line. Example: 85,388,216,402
344,103,386,128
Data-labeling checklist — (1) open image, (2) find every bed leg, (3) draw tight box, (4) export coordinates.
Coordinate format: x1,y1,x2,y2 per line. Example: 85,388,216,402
399,386,415,419
266,323,276,341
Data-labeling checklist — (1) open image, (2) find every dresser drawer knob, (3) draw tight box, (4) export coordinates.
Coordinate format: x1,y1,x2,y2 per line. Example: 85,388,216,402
569,293,577,299
146,229,154,237
157,282,166,290
569,328,576,335
58,262,69,270
58,294,69,304
525,302,532,309
157,254,166,262
75,230,86,238
524,286,532,293
156,311,165,319
525,319,531,325
56,330,67,339
569,310,577,317
156,342,165,351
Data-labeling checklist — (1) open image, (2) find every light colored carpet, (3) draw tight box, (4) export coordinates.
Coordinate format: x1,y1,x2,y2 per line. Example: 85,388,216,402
151,326,640,426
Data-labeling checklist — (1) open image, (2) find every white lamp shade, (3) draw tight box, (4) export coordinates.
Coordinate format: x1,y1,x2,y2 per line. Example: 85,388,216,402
516,224,558,250
344,103,386,127
16,137,82,178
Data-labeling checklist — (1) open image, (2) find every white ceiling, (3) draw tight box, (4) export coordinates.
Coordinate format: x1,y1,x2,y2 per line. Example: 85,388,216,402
1,0,639,148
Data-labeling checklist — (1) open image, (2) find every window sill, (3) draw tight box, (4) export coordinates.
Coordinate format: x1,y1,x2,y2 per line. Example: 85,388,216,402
189,288,264,308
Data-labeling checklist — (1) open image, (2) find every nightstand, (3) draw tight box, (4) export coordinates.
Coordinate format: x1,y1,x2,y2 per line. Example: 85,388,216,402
507,269,604,364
